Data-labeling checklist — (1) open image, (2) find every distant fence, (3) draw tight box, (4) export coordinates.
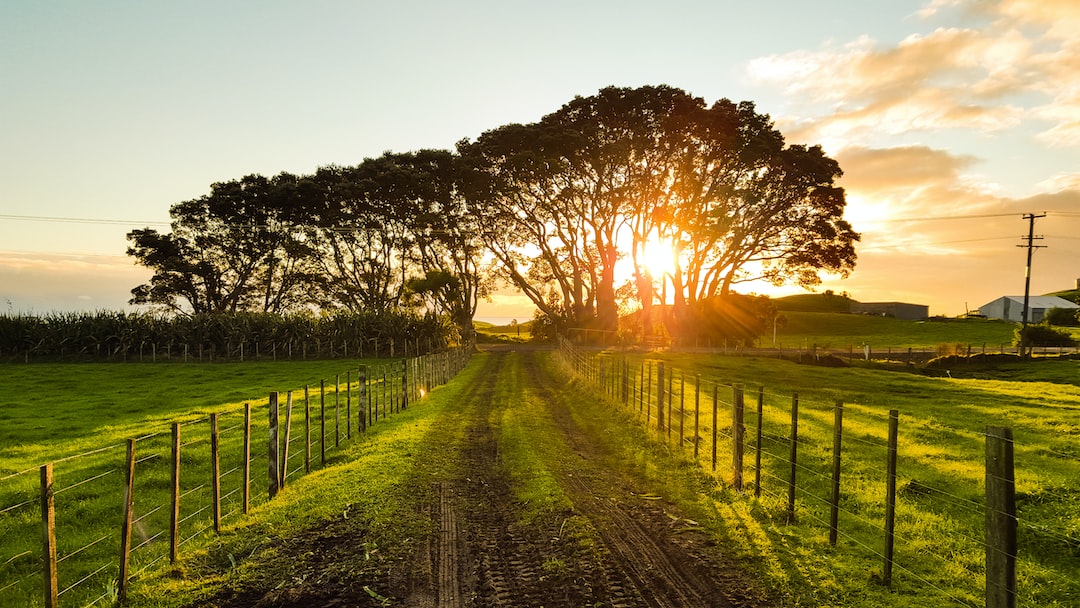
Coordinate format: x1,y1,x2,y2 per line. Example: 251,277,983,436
557,337,1079,607
0,345,472,607
0,336,446,364
564,327,1079,364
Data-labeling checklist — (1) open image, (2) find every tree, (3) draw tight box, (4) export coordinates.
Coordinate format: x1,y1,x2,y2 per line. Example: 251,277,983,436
460,123,599,332
649,99,858,332
1044,307,1080,327
306,151,490,341
127,173,317,314
463,86,859,338
461,86,704,333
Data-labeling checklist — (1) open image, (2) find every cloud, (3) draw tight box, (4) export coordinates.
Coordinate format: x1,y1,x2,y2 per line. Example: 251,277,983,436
747,3,1080,147
1037,172,1080,193
834,145,1007,235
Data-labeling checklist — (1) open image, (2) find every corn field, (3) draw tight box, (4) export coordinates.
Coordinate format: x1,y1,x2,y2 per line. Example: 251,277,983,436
0,311,456,362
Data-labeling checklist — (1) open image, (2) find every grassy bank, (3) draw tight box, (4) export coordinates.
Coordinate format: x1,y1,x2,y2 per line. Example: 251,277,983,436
0,358,420,607
591,348,1080,606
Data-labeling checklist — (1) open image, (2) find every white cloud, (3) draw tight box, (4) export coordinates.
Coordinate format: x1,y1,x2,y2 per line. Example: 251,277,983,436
747,3,1080,147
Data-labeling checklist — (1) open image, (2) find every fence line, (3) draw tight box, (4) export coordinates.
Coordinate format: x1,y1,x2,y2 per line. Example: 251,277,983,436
557,337,1077,608
0,344,473,607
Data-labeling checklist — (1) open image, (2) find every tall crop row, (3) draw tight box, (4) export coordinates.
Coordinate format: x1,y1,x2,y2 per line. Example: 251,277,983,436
0,310,454,361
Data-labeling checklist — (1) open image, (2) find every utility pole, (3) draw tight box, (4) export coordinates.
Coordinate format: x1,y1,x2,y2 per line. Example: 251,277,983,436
1018,213,1046,357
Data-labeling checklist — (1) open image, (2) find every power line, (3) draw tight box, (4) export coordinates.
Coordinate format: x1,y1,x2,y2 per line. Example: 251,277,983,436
0,214,170,227
869,212,1022,223
858,235,1016,252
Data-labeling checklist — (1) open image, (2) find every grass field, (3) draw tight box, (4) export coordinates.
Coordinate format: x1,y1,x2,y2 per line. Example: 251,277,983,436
775,312,1019,350
597,347,1080,606
3,311,1079,606
0,357,422,607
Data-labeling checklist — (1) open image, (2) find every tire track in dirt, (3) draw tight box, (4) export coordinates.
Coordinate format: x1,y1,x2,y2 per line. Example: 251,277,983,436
414,349,764,607
410,350,561,607
521,350,762,608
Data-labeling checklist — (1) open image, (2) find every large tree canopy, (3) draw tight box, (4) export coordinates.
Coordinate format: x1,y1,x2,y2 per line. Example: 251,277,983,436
461,85,859,334
128,85,858,345
127,173,317,315
127,153,489,341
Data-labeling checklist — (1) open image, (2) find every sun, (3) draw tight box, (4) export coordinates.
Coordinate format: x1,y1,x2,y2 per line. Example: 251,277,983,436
640,235,676,278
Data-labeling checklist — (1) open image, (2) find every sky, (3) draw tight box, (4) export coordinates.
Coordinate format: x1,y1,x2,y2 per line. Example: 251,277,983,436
2,0,1078,319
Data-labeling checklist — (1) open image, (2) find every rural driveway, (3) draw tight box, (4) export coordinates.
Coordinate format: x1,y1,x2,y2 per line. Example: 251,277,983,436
184,350,768,607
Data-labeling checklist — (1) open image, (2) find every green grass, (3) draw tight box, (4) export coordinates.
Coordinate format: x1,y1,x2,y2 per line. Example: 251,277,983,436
5,341,1079,607
776,311,1018,350
589,347,1080,606
0,358,417,607
473,319,534,343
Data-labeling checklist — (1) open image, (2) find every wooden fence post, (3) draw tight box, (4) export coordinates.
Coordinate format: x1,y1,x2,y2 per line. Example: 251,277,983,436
170,422,181,563
211,413,221,533
346,371,352,440
712,383,719,472
280,393,293,489
732,385,745,491
787,394,799,524
694,376,701,460
986,426,1017,608
359,366,368,432
269,392,280,500
667,370,674,441
243,404,251,514
118,438,137,603
638,362,645,414
335,375,341,447
829,401,844,546
303,387,311,474
755,387,764,498
656,363,665,433
883,409,899,586
320,380,326,466
40,464,58,608
678,376,686,448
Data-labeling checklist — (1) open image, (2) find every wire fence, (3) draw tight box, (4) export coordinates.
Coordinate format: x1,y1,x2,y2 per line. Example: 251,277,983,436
0,344,472,607
557,337,1080,607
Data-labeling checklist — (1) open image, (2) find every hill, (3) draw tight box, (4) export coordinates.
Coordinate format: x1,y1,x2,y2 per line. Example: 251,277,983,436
773,292,857,313
1045,288,1080,305
776,311,1017,349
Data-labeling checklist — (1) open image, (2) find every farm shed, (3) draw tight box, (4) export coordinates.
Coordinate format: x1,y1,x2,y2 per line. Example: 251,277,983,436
850,301,929,321
977,295,1079,323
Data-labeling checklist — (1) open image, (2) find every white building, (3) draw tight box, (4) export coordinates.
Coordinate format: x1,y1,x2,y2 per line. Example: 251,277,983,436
978,295,1079,323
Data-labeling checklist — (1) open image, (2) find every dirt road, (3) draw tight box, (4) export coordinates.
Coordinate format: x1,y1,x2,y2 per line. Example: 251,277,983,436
187,350,767,607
